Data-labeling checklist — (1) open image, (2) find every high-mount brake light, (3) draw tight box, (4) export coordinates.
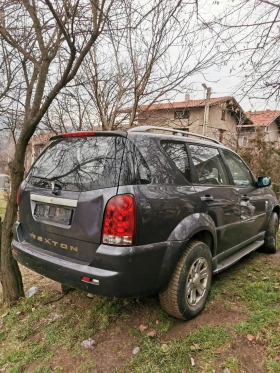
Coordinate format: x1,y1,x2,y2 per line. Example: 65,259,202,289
102,194,136,246
62,131,96,137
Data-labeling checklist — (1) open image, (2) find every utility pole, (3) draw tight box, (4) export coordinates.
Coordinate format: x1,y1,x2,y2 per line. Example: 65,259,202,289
202,83,211,136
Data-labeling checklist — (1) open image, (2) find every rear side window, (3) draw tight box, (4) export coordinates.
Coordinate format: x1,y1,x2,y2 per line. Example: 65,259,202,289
189,145,229,185
161,142,191,182
120,140,151,185
27,136,126,192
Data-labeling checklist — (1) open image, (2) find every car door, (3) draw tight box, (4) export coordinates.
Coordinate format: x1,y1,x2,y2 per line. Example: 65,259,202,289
188,144,241,255
222,150,267,244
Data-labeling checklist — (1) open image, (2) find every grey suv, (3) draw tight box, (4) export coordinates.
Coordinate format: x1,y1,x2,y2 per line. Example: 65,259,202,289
12,126,279,320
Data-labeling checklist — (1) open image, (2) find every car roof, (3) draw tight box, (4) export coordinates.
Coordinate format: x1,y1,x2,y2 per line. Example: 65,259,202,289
50,127,229,150
126,126,228,150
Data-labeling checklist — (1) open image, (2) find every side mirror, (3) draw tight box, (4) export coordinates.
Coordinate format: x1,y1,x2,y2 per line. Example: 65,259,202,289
257,176,271,188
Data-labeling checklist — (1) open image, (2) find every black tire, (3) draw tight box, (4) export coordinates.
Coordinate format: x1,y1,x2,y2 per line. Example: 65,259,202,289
159,240,212,320
261,212,279,254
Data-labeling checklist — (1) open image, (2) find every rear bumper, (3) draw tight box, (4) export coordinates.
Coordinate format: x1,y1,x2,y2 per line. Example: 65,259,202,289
12,223,184,298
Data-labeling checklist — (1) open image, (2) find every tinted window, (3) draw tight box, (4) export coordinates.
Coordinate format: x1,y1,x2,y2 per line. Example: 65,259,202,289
223,151,254,187
27,136,126,192
189,145,229,185
120,140,151,185
161,142,191,182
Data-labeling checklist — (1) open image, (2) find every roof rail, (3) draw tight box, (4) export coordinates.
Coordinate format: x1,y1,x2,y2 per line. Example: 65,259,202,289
128,126,221,144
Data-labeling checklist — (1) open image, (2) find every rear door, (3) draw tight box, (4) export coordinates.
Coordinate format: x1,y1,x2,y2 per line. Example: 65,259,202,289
20,134,127,262
188,144,241,254
222,150,267,243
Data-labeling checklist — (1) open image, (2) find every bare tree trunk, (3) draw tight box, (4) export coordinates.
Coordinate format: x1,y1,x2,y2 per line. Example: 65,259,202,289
0,150,25,302
0,0,114,303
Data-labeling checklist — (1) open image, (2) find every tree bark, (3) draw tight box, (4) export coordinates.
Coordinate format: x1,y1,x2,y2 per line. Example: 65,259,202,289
0,151,25,303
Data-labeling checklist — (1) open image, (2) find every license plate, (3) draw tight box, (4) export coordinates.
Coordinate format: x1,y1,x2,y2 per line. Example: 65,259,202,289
34,204,73,225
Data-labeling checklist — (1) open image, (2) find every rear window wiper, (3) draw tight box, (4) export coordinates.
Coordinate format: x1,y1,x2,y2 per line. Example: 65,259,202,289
28,175,63,191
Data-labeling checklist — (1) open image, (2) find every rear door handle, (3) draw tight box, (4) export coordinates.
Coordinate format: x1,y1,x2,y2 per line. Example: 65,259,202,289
241,194,250,201
201,195,214,202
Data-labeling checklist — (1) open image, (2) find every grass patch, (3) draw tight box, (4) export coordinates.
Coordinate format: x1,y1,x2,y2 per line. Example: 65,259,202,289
124,325,230,373
1,236,280,372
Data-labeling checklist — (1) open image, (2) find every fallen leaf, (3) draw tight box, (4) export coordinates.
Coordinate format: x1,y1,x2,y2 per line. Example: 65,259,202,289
222,368,231,373
1,313,8,319
181,369,187,373
156,320,159,325
263,276,270,281
253,268,260,272
190,357,195,366
161,343,169,352
81,338,96,349
247,334,255,341
139,324,148,332
190,343,201,351
132,346,140,355
147,329,156,337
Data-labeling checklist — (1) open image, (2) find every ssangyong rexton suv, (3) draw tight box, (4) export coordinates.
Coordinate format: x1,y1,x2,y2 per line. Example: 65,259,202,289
12,126,279,320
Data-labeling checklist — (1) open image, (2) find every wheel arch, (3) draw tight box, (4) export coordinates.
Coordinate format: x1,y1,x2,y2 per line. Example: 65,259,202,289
167,212,217,255
272,205,280,218
190,230,214,257
157,214,216,292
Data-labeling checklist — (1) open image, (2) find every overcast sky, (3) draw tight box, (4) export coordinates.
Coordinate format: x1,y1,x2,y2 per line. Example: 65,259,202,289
174,0,279,112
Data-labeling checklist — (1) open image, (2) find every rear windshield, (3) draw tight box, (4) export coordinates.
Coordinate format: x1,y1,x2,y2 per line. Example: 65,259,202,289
27,136,126,192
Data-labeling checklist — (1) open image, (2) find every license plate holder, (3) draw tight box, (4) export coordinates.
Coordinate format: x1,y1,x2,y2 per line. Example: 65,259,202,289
34,203,73,225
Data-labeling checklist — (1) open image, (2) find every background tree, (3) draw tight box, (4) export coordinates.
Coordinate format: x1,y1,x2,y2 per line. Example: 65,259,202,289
239,128,280,198
209,0,280,104
0,0,229,304
81,1,228,130
0,0,117,303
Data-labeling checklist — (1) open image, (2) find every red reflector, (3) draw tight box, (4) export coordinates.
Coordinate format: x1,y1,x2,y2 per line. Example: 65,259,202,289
12,248,18,255
102,194,136,246
63,131,96,137
16,186,21,221
81,276,91,282
16,186,20,205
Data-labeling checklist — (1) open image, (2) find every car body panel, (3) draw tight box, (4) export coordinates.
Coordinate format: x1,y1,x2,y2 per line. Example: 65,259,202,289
11,129,280,299
192,185,240,253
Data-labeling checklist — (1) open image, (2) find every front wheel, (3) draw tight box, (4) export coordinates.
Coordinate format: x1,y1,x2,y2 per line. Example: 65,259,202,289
159,240,212,320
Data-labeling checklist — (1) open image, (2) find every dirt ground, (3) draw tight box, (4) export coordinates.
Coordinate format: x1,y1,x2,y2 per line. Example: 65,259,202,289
2,249,280,373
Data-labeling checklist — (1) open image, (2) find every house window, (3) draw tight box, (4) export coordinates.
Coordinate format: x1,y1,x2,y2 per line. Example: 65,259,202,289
242,136,248,147
174,110,190,119
221,110,226,121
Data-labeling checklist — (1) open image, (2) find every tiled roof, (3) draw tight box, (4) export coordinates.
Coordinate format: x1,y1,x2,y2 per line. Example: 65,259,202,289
30,132,56,145
247,110,280,127
121,96,233,113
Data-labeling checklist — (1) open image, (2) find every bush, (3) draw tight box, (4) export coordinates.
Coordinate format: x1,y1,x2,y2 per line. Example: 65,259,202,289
238,128,280,201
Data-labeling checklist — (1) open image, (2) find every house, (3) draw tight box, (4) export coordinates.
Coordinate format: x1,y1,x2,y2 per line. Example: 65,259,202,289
25,132,56,172
123,95,251,146
237,110,280,146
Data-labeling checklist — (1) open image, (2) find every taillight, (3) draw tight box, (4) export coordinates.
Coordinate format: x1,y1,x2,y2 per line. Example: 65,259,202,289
102,194,136,246
16,186,20,205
